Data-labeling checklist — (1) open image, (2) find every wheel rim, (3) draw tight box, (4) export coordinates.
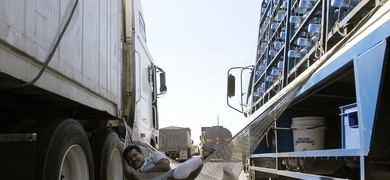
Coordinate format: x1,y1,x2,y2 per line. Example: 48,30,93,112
108,148,123,179
60,145,89,180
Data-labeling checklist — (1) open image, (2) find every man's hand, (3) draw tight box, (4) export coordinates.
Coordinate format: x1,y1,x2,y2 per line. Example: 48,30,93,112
124,165,137,179
128,166,137,174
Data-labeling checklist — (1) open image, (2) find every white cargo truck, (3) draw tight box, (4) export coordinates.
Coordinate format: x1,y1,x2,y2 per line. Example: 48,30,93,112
0,0,166,179
159,126,192,161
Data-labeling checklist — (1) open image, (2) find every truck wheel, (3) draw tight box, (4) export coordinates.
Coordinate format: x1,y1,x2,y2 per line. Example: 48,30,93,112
90,130,124,180
35,119,94,180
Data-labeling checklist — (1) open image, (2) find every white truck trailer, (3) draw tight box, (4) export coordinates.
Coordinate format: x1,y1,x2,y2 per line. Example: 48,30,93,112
227,0,390,179
159,126,192,161
0,0,166,179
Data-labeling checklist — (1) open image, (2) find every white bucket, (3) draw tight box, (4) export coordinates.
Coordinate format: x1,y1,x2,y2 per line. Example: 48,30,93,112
291,117,325,151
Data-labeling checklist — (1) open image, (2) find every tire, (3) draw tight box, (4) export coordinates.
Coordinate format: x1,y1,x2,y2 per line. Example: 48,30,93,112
90,130,124,180
35,119,94,180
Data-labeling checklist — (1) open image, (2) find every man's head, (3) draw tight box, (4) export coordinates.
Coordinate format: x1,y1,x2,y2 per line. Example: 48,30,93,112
123,145,146,170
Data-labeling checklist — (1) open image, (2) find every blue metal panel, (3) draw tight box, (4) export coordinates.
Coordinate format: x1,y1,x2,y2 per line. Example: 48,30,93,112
298,54,353,96
354,40,387,155
251,148,360,158
250,166,347,180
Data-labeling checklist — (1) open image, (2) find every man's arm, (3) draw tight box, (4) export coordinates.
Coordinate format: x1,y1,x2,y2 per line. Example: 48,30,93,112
124,164,137,179
141,158,170,173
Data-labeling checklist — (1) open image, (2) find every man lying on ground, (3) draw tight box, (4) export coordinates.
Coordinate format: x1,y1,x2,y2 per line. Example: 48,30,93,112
123,145,203,180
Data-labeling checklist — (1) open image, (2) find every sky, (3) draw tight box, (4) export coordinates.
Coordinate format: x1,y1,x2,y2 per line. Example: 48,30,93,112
141,0,261,145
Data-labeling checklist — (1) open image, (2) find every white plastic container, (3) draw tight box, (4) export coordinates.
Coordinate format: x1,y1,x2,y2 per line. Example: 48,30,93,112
331,0,358,8
291,117,325,151
288,50,301,58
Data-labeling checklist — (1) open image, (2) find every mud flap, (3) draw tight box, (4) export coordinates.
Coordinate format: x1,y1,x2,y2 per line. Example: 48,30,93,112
0,133,37,179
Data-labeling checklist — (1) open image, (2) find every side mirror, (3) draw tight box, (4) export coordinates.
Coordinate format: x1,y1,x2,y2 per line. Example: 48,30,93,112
227,74,235,98
226,65,253,116
159,72,167,94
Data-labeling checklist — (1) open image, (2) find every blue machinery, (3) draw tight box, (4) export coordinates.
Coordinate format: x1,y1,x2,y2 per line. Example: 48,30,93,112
236,0,390,179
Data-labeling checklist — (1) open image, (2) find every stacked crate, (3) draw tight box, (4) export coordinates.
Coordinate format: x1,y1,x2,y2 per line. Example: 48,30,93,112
252,0,371,110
